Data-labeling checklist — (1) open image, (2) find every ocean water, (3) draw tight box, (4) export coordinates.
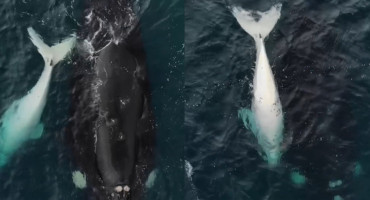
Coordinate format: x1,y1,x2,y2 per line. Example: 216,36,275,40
185,0,370,200
2,0,370,199
141,0,185,199
0,0,83,199
0,0,184,199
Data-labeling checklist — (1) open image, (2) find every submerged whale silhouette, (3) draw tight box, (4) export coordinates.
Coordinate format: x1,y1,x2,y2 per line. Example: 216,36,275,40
0,27,75,167
234,4,284,166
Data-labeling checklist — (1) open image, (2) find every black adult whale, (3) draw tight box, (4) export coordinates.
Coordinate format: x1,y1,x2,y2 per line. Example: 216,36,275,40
66,1,155,199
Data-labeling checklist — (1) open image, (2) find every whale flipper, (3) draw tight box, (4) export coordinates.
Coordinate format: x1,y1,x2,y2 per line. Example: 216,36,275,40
30,123,44,139
238,108,258,136
27,27,76,67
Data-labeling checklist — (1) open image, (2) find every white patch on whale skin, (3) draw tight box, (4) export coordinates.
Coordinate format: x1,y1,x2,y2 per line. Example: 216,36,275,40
72,170,87,189
120,98,130,107
232,4,284,167
0,27,75,167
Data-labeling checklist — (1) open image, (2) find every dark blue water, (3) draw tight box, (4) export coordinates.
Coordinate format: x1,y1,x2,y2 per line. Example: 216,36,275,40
141,0,185,199
0,0,184,199
185,0,370,200
2,0,370,199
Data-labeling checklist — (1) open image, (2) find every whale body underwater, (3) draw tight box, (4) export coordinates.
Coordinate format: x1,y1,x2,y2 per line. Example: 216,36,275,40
66,1,156,199
234,4,284,166
0,27,75,167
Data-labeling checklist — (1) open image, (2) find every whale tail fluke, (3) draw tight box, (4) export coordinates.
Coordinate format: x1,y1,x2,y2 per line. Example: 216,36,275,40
238,108,258,136
27,27,76,67
231,4,281,42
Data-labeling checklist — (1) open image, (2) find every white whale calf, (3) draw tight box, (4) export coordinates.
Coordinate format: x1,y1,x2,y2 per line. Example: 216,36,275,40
0,27,75,167
233,4,284,166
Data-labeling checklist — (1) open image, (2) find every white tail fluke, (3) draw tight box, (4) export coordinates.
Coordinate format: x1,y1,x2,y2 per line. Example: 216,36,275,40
232,4,282,41
27,27,76,67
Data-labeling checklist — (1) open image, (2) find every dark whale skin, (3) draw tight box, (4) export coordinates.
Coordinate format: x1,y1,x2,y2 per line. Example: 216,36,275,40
66,23,156,200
